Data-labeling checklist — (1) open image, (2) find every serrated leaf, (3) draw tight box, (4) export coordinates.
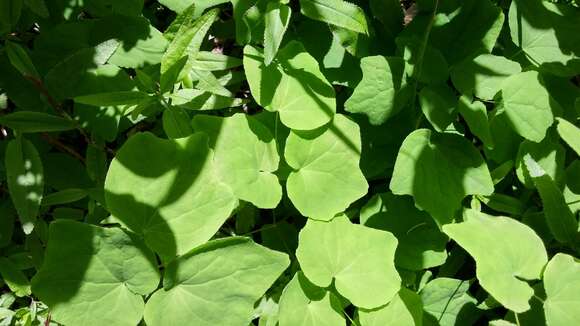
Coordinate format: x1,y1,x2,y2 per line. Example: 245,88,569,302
285,114,367,220
556,118,580,156
104,132,237,261
278,272,346,326
244,41,336,130
5,138,43,234
299,0,368,34
501,71,554,142
31,220,160,326
390,129,494,225
443,209,548,313
523,155,578,244
358,288,423,326
144,237,289,326
192,113,282,208
160,8,218,92
264,2,292,65
345,56,410,125
543,253,580,325
451,54,521,101
296,215,401,309
0,111,75,133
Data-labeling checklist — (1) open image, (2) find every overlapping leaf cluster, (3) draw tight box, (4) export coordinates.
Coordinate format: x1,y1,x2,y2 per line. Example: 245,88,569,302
0,0,579,325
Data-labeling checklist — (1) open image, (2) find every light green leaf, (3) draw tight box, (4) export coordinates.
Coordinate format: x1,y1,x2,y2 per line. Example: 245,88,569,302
516,136,565,189
244,41,336,130
419,84,458,132
107,21,168,69
501,71,554,142
191,51,243,71
358,288,423,326
160,8,218,92
420,278,479,326
162,106,193,139
296,215,401,309
285,114,367,220
278,272,346,326
74,91,151,107
192,113,282,208
345,56,410,125
509,0,580,76
360,193,447,271
556,118,580,156
0,111,75,133
104,132,237,261
451,54,521,101
523,155,578,244
390,129,494,225
170,89,247,110
264,2,292,66
299,0,368,34
190,69,233,97
31,220,160,326
543,253,580,326
5,138,43,234
144,237,289,326
4,41,39,79
443,209,548,312
458,96,494,149
0,257,30,297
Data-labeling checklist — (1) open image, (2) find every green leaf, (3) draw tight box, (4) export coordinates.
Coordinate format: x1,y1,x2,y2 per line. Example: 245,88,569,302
0,202,15,248
144,237,289,326
107,19,168,69
457,96,494,149
345,56,410,125
509,0,580,76
0,112,75,133
0,0,22,34
31,220,160,326
278,272,346,326
74,91,151,107
104,132,237,261
543,253,580,325
0,257,30,297
500,71,554,142
397,36,449,85
23,0,48,17
358,288,423,326
191,51,243,71
192,113,282,208
451,54,521,101
523,155,578,244
41,189,87,206
360,193,448,271
5,138,43,234
162,106,193,139
264,2,292,66
442,209,548,313
390,129,494,225
285,114,367,220
244,41,336,130
556,118,580,156
190,69,233,97
420,278,479,326
419,84,458,132
160,8,219,92
299,0,368,34
170,89,247,110
515,135,565,189
296,215,401,309
4,41,39,79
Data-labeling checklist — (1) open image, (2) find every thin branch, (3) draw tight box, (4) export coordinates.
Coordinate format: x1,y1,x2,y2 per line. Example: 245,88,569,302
41,133,86,163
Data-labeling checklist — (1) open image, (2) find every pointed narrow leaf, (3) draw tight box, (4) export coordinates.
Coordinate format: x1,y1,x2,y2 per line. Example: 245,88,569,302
264,2,292,65
0,111,75,133
556,118,580,156
74,91,151,107
5,138,43,234
5,41,39,79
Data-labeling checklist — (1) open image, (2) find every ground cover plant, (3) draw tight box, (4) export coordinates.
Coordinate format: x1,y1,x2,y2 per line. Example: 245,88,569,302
0,0,579,325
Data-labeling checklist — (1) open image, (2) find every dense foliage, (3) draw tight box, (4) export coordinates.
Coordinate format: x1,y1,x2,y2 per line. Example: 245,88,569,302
0,0,579,325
